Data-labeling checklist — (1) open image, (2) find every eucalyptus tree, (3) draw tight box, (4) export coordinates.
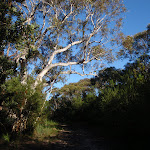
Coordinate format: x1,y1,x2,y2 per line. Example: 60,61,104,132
2,0,126,131
6,0,126,86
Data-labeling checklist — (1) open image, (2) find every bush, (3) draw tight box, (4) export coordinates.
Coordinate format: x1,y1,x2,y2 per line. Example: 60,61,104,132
0,76,45,137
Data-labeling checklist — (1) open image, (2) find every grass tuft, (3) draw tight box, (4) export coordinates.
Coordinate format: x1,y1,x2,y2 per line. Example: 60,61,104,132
2,133,10,143
33,120,60,141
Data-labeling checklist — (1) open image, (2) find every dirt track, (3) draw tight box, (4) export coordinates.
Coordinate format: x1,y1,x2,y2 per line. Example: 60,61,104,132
50,123,105,150
1,122,148,150
0,122,119,150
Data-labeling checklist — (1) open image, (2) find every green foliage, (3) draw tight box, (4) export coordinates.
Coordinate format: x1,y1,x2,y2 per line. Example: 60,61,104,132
0,56,16,84
2,133,10,143
119,25,150,60
72,97,84,110
51,54,150,136
0,76,45,136
0,0,25,48
33,119,59,141
4,76,43,110
0,56,17,133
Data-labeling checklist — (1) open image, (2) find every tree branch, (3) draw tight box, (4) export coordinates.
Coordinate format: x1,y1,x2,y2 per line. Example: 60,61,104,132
47,40,83,65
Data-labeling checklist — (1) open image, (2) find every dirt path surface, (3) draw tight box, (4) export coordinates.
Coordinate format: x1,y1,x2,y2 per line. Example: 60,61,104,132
0,123,131,150
50,123,106,150
20,122,127,150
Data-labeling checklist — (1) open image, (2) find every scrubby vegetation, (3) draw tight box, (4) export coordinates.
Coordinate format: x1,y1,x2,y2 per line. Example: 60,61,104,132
50,55,150,137
0,0,150,149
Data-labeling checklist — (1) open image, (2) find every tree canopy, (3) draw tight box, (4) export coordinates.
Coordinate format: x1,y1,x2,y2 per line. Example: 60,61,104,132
2,0,126,85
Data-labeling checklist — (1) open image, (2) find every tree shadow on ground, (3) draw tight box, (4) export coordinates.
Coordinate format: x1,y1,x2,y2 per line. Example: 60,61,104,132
0,123,149,150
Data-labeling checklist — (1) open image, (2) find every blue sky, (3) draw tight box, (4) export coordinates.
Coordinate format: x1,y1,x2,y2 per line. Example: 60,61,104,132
123,0,150,36
56,0,150,88
109,0,150,69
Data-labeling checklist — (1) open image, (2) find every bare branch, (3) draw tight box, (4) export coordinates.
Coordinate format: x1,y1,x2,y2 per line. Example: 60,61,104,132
91,14,95,28
47,40,83,65
6,43,11,57
61,4,73,24
36,26,54,48
23,0,40,25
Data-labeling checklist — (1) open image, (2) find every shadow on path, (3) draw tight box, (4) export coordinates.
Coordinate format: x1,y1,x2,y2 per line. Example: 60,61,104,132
1,122,149,150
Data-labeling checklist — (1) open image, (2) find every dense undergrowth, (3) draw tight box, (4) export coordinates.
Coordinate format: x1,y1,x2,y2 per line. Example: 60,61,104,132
50,55,150,138
0,119,60,149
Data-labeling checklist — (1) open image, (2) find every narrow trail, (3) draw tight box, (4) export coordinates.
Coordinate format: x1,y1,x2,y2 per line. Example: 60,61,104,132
48,122,129,150
54,123,149,150
50,123,106,150
1,123,108,150
1,122,146,150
